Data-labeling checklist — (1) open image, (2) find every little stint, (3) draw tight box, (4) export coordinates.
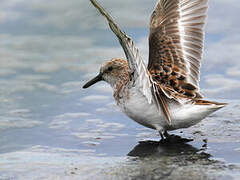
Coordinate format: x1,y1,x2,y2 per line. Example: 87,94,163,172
83,0,227,139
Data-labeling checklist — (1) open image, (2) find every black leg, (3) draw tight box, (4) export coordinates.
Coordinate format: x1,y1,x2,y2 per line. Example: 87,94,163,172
159,131,164,140
163,131,170,138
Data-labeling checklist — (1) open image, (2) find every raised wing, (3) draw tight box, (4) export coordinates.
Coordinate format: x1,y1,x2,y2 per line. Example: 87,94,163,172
89,0,153,104
148,0,208,98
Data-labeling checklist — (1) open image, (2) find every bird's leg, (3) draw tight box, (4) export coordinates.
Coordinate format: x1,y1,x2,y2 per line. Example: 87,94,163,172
156,125,165,140
159,131,164,140
163,131,170,138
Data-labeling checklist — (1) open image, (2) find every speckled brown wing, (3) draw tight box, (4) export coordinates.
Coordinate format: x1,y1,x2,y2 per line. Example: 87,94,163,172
148,0,208,99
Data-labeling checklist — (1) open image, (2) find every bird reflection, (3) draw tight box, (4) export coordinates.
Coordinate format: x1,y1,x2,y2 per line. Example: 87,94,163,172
126,139,220,180
128,136,209,158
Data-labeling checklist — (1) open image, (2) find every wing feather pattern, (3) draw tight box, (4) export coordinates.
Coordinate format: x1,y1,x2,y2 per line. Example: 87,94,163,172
148,0,208,99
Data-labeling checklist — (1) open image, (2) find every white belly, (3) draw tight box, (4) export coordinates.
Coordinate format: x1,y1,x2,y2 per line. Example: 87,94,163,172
117,87,220,132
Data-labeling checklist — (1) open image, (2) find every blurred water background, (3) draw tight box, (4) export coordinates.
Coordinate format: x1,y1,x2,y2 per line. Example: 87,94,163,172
0,0,240,179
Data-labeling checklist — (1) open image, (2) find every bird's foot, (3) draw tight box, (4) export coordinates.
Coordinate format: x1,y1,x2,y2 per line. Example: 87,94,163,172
160,131,193,144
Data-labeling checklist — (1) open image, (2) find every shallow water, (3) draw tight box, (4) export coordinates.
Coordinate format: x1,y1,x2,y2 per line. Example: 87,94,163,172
1,99,240,180
0,0,240,179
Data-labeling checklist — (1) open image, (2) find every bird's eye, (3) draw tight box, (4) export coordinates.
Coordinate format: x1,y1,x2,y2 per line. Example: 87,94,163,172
108,66,113,71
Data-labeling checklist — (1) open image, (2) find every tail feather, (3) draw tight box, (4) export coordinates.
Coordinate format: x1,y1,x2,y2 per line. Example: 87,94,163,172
195,99,228,110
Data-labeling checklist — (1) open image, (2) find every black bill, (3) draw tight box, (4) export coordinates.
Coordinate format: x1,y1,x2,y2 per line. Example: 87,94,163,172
82,74,103,89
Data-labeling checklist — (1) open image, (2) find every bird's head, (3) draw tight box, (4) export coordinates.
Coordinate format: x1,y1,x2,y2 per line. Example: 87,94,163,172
83,58,129,89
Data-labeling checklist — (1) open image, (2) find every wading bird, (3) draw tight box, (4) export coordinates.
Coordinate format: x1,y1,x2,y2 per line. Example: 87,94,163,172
83,0,226,140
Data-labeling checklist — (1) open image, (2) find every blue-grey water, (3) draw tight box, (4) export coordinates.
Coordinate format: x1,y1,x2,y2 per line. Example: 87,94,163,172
0,0,240,179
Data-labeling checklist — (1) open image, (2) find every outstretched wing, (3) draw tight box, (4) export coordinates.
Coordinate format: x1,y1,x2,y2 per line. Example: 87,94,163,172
148,0,208,98
90,0,153,104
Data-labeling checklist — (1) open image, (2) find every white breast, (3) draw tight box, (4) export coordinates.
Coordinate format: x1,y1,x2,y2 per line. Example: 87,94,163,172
118,87,167,131
117,87,220,132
